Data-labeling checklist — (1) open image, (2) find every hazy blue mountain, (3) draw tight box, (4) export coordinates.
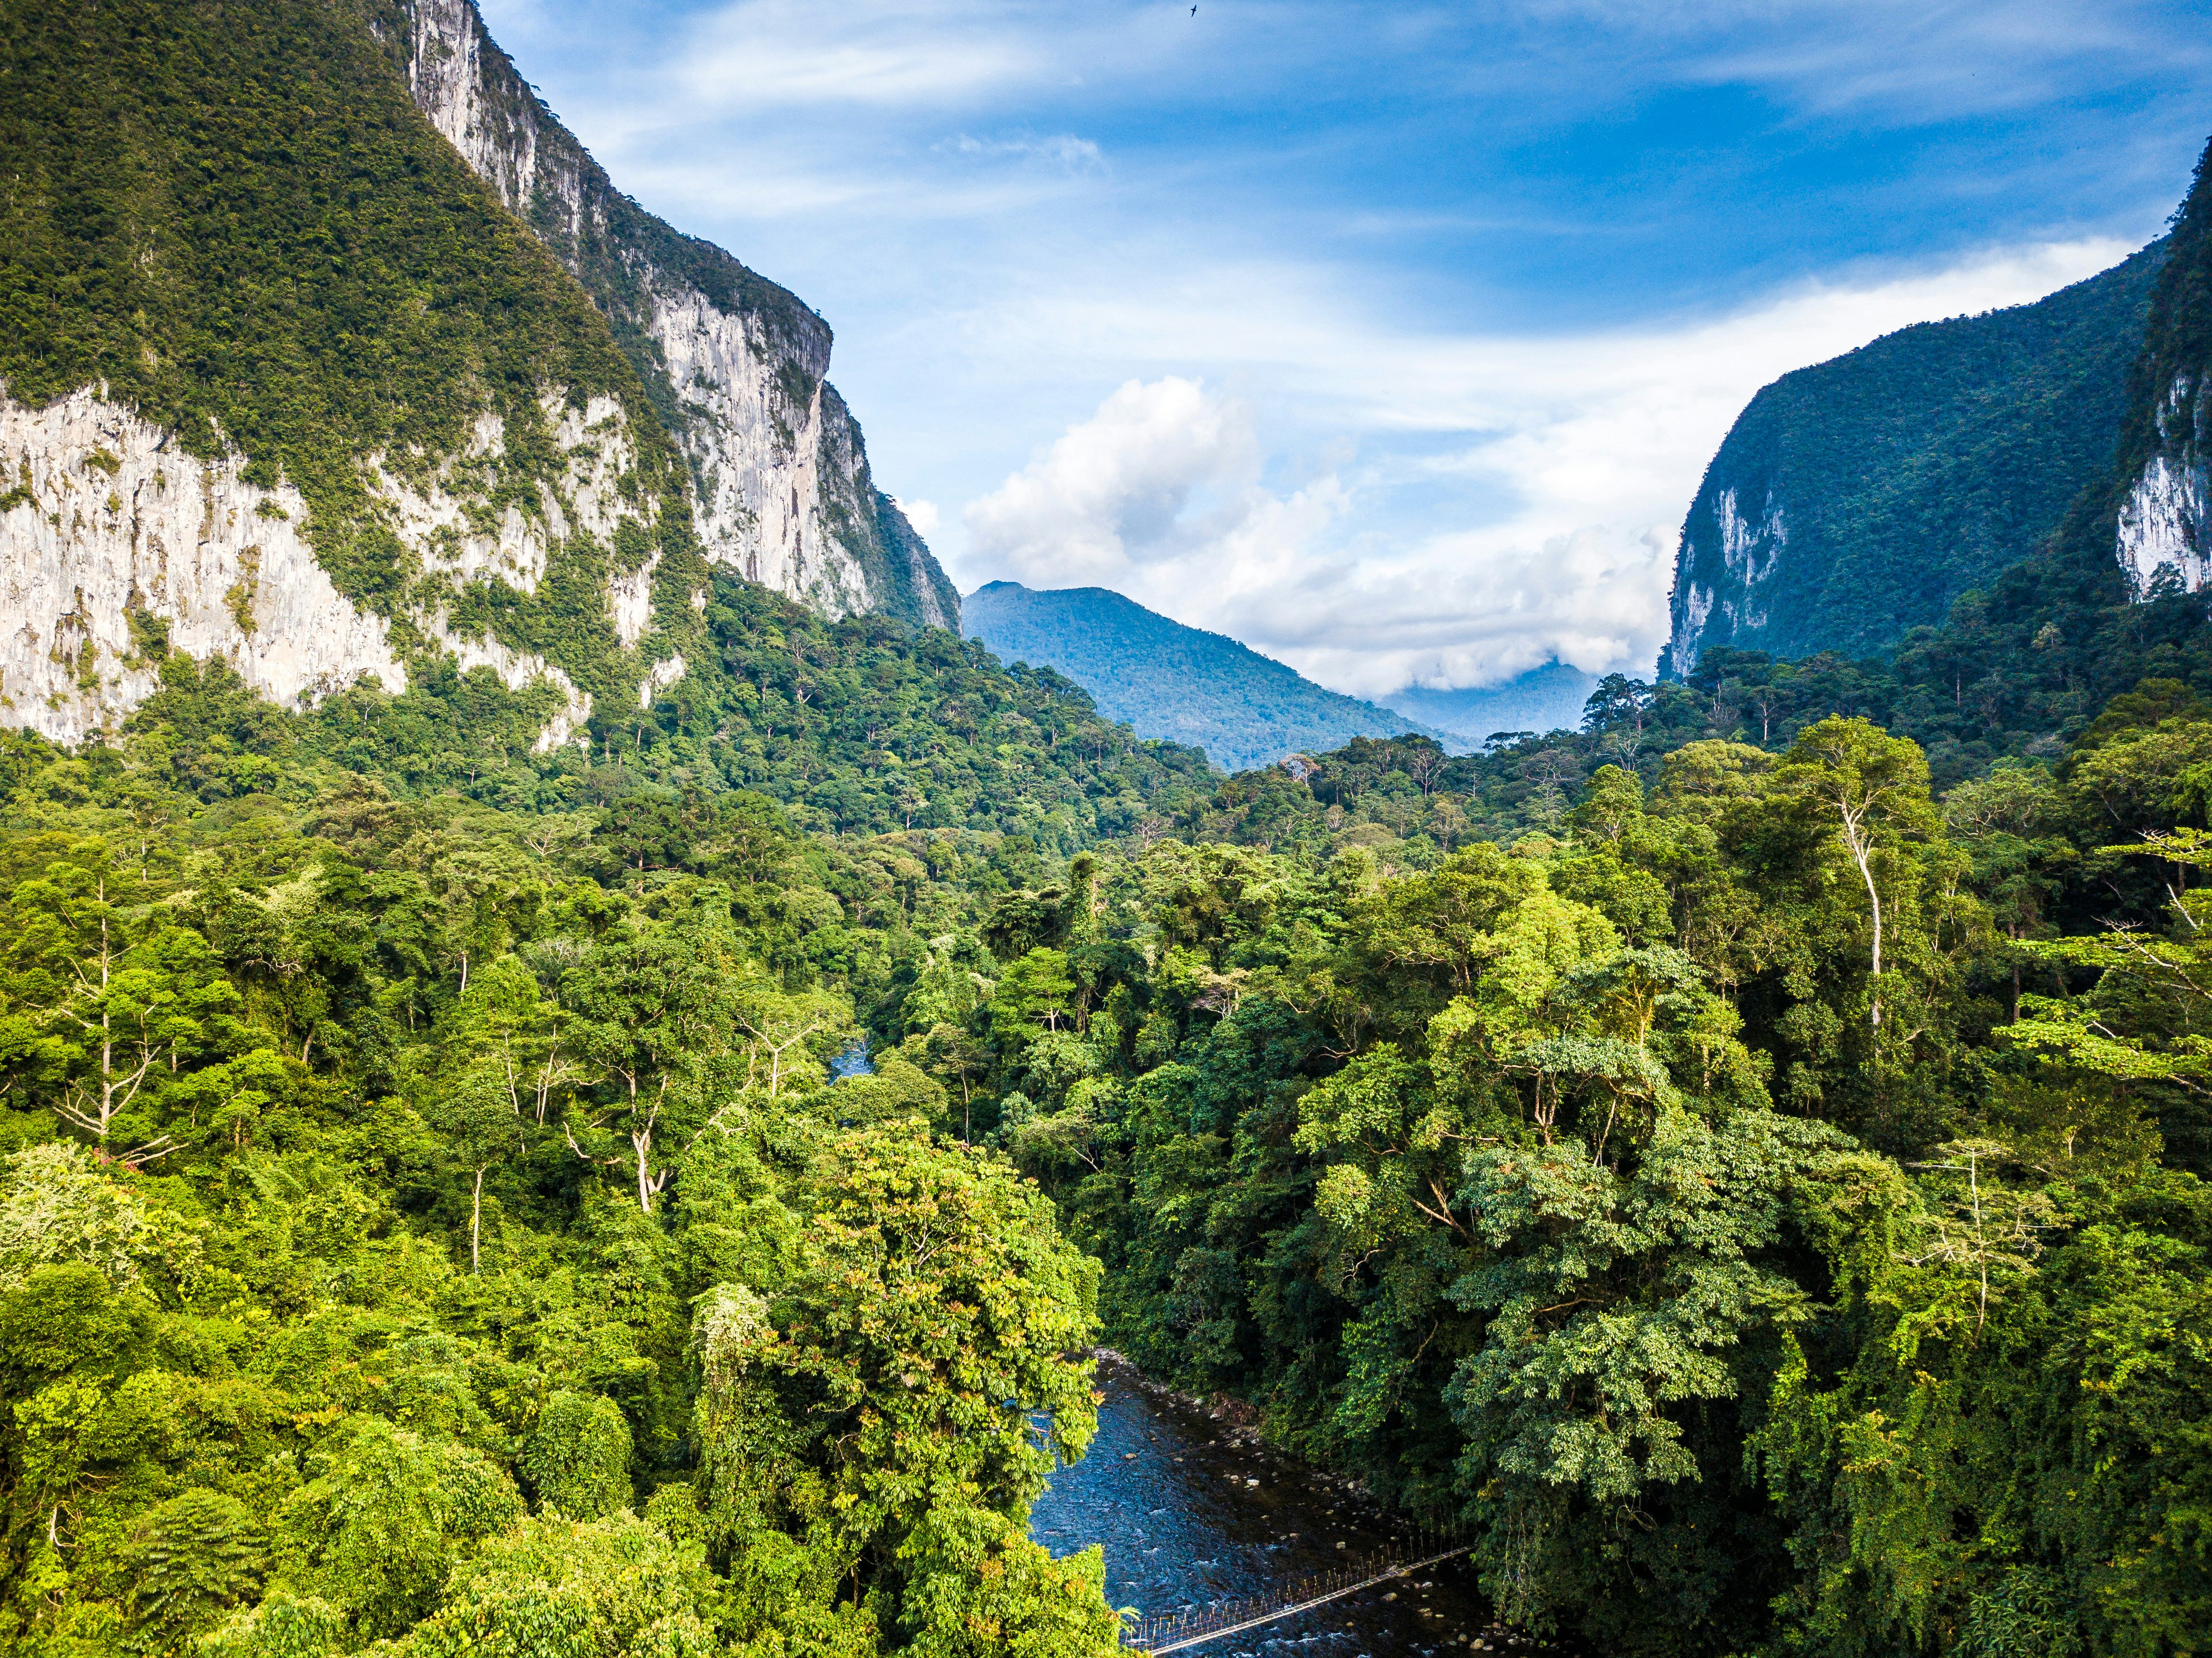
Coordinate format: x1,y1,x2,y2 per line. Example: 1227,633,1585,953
962,582,1438,772
1379,663,1600,751
1665,239,2168,673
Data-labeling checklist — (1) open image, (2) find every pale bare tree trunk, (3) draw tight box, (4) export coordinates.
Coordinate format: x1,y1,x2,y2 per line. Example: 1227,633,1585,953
472,1166,484,1273
1839,805,1885,1029
1969,1151,1989,1334
630,1074,670,1213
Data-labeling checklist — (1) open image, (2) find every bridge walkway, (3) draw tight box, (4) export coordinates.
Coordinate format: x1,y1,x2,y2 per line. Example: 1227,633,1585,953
1125,1538,1474,1654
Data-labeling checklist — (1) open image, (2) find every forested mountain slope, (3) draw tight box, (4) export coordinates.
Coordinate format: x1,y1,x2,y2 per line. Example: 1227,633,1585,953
84,569,1213,848
1666,239,2167,671
0,0,952,753
962,581,1437,770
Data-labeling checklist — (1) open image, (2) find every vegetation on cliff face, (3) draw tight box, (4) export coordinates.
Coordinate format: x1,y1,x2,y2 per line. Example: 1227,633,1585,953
0,0,714,717
2045,137,2212,589
1667,239,2166,668
355,0,961,632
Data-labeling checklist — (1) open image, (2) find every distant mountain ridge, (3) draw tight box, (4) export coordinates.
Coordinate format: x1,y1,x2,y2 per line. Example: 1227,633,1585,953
1380,664,1599,750
962,582,1438,772
1665,239,2168,673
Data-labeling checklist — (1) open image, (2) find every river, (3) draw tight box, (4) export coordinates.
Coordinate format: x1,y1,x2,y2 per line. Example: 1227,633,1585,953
1030,1357,1559,1656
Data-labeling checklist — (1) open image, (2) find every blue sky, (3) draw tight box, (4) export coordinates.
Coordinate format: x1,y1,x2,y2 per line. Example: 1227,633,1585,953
480,0,2212,694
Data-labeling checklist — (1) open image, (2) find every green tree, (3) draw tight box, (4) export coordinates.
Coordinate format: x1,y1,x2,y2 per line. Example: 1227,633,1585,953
2,845,242,1157
121,1488,265,1652
435,1068,523,1273
689,1124,1104,1626
519,1391,634,1521
400,1512,718,1658
564,909,747,1214
1776,717,1940,1031
986,949,1076,1052
273,1416,523,1640
1448,1110,1862,1629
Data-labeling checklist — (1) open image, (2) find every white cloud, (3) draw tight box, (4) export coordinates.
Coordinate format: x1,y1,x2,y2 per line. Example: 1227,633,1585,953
892,496,940,534
674,0,1049,109
947,132,1104,169
965,377,1281,584
958,238,2137,698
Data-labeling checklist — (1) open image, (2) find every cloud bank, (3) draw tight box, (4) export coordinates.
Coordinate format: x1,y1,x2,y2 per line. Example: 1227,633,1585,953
963,238,2133,696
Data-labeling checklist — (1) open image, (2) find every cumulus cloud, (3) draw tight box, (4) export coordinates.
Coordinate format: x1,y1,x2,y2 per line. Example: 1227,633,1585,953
964,374,1658,697
965,377,1283,583
891,496,939,534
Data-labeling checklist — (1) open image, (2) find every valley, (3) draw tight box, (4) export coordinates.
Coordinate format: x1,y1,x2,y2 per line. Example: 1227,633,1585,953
0,3,2209,1656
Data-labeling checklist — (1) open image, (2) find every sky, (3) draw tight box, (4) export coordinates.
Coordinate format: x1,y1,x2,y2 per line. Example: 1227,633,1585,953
479,0,2212,698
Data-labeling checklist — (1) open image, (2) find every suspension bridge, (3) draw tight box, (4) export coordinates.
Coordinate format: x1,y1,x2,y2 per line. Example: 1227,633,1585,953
1122,1525,1473,1654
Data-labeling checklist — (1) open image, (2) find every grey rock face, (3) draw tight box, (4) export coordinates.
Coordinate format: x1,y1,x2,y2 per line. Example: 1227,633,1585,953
0,387,616,748
1668,485,1788,678
2114,372,2210,594
381,0,958,632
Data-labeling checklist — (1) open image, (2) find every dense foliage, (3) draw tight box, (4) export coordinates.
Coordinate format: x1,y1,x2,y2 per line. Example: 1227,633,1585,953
72,569,1210,856
8,552,2207,1655
962,582,1437,772
7,9,2212,1654
931,703,2211,1657
0,640,1150,1657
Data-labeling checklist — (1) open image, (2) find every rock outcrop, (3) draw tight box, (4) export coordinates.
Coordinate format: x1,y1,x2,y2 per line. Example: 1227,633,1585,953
375,0,959,632
2083,145,2212,598
2115,406,2210,593
0,387,631,748
1,0,959,748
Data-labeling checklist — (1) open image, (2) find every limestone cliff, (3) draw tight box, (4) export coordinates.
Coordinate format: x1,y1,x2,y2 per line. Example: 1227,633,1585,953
372,0,960,632
0,384,671,747
2,0,729,748
1,0,953,749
